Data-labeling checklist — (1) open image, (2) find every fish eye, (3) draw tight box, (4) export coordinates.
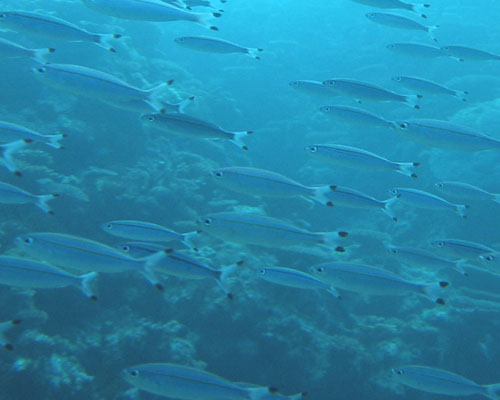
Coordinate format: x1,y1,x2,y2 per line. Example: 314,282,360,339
147,116,155,122
0,14,6,19
24,237,34,244
121,245,130,252
37,67,46,73
484,255,495,262
308,146,318,153
214,171,223,178
204,218,212,226
396,370,403,375
387,44,395,49
129,370,139,377
367,13,375,17
316,267,324,273
106,223,113,229
258,269,266,275
435,241,444,247
398,122,408,129
393,76,401,82
389,189,398,195
390,248,399,254
322,106,330,112
289,81,298,86
436,183,443,188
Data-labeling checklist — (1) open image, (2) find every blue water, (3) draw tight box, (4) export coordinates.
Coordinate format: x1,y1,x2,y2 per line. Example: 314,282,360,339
1,0,500,399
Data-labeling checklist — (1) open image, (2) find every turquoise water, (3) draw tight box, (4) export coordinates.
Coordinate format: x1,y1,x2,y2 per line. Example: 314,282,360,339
1,0,500,399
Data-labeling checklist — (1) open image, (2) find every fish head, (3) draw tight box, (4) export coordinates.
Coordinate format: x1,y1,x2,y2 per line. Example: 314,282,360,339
122,366,141,384
387,188,400,197
395,120,409,130
196,216,213,229
174,37,186,44
0,12,8,21
434,182,445,189
391,368,405,377
210,169,224,178
258,268,267,276
480,253,500,266
386,43,397,50
288,80,301,87
319,106,331,113
392,76,403,82
15,234,36,249
309,265,325,275
140,114,157,124
365,12,377,20
114,243,131,254
305,145,318,153
32,66,49,76
431,240,446,249
387,246,400,255
322,79,336,87
100,222,114,232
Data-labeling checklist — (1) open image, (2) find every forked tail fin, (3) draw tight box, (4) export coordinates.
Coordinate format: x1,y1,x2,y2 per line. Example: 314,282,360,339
420,281,449,305
35,193,59,214
32,47,55,63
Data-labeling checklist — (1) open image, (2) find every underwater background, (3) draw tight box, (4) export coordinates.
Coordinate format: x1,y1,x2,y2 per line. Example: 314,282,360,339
1,0,500,399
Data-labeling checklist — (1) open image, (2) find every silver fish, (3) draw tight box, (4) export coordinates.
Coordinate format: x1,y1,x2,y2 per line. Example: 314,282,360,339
257,267,340,298
0,120,66,149
15,233,168,289
82,0,221,30
365,12,439,41
392,76,468,101
389,187,468,218
350,0,430,18
0,182,58,214
431,239,496,261
289,80,340,98
196,212,348,252
319,105,397,129
0,318,21,351
0,10,121,52
325,185,398,221
123,362,284,400
395,119,500,151
101,220,197,250
310,262,448,304
175,36,262,59
0,38,55,63
322,78,422,108
434,181,500,203
441,45,500,62
306,144,419,178
0,255,97,299
387,245,466,274
392,365,500,399
32,63,174,113
386,42,446,58
141,112,252,150
210,166,333,206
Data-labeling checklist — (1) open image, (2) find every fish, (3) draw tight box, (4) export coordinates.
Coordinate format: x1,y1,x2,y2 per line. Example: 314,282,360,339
0,182,59,214
32,63,174,113
196,212,348,252
324,185,398,221
0,255,97,299
350,0,430,18
0,10,121,52
306,144,420,178
478,253,500,273
386,42,446,58
15,233,169,289
431,239,496,261
140,112,252,150
184,0,226,10
441,45,500,62
0,38,55,63
387,245,467,274
0,319,22,351
0,140,30,177
175,36,263,59
0,120,66,149
81,0,221,30
210,166,334,206
309,262,448,304
392,365,500,399
319,105,397,129
388,187,469,218
289,80,340,97
392,76,468,101
434,181,500,203
257,267,341,298
395,119,500,151
123,362,285,400
365,12,439,41
101,220,197,250
322,78,422,108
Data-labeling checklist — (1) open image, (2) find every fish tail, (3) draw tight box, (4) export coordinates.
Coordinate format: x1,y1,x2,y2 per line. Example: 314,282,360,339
174,96,195,114
485,384,500,400
311,185,334,207
396,161,420,178
181,231,199,251
456,204,469,219
427,25,439,42
0,139,29,177
79,271,98,300
31,47,55,63
94,33,122,53
327,286,342,300
320,231,349,253
147,80,175,111
216,260,242,299
411,3,430,18
492,193,500,204
382,196,399,222
141,249,171,290
246,47,264,59
46,133,67,149
230,131,253,150
35,193,59,214
404,94,422,109
420,280,449,305
0,319,21,351
248,387,279,400
454,90,468,102
195,12,222,31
